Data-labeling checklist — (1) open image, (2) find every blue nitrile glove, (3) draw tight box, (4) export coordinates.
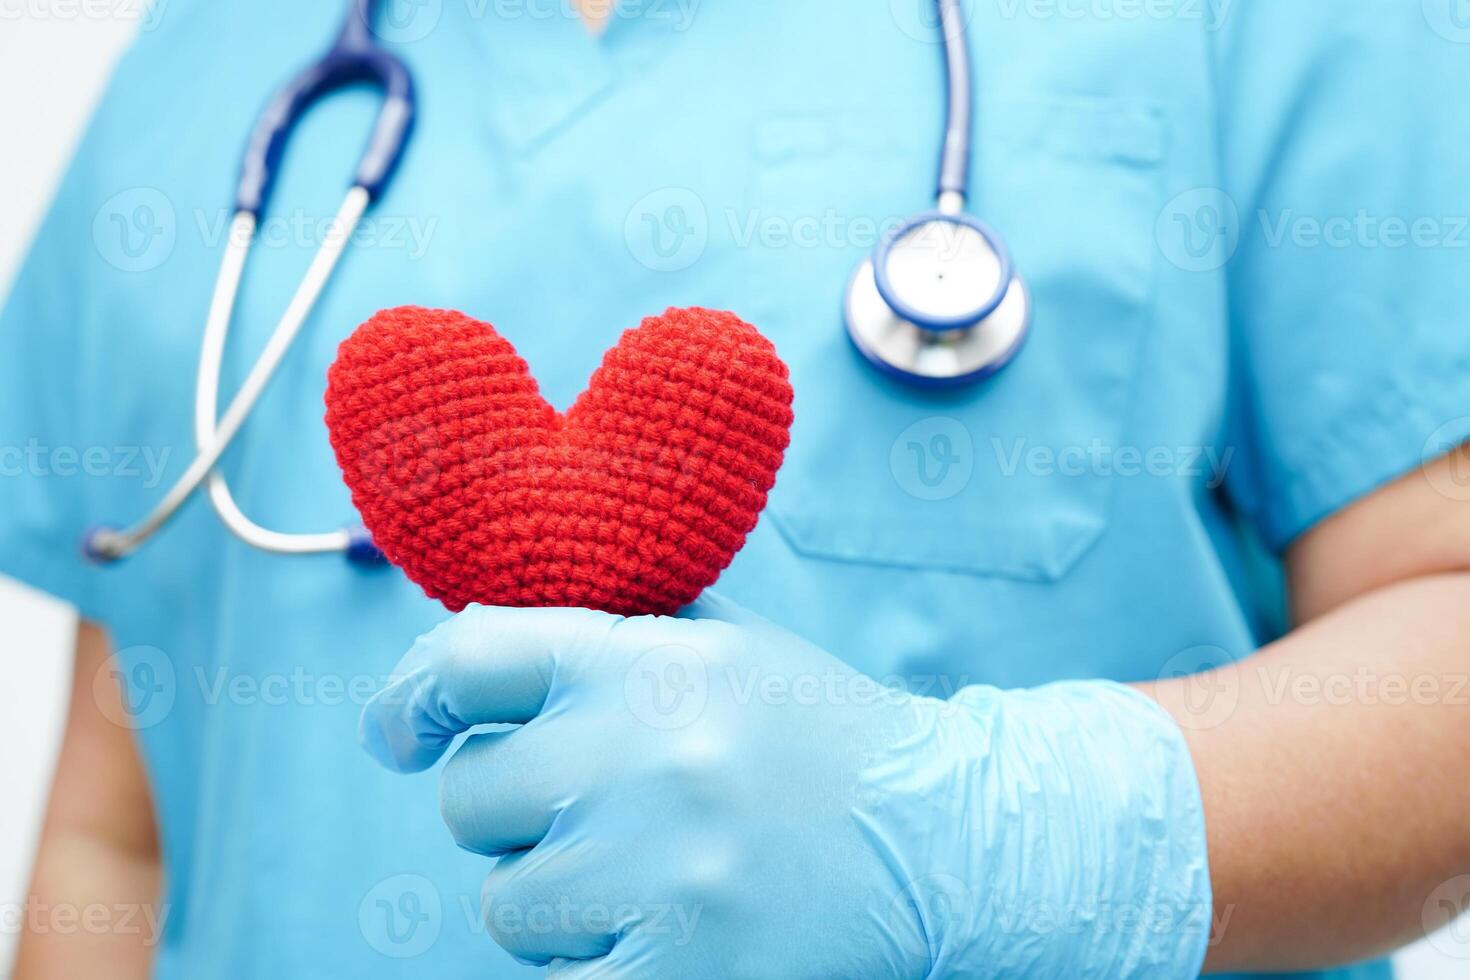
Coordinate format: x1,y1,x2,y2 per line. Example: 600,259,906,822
361,594,1212,978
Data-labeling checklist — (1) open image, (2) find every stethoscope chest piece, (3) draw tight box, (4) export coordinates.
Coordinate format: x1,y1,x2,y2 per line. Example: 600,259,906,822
845,211,1032,388
840,0,1035,389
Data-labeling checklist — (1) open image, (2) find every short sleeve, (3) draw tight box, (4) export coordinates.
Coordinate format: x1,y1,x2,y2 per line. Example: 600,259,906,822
0,107,107,616
1215,3,1470,550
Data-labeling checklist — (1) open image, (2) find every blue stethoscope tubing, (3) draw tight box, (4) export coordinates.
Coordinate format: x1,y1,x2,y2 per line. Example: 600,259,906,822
85,0,1018,566
936,0,974,210
85,0,413,564
845,0,1033,388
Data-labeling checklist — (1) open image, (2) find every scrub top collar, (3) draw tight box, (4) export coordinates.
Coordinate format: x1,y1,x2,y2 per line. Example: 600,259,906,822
463,0,695,150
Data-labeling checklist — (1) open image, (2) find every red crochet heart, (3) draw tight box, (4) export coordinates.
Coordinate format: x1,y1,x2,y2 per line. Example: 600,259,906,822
324,306,794,616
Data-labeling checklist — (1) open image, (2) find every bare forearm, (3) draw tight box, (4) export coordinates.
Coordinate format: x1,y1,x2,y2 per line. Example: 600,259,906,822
1144,573,1470,972
15,621,162,980
13,830,163,980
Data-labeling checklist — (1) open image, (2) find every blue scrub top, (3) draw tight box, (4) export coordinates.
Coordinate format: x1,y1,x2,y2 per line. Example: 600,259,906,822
3,1,1467,977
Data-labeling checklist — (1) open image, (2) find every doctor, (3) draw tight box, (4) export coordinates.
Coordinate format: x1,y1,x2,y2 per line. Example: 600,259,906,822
5,1,1470,978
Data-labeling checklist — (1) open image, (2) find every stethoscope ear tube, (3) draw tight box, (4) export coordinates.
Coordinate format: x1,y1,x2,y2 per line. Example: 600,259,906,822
86,0,416,565
85,188,377,565
86,0,1018,562
234,0,416,214
191,209,384,563
935,0,973,202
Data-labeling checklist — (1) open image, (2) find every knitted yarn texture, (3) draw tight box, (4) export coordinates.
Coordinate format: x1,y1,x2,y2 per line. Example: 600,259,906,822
325,306,794,615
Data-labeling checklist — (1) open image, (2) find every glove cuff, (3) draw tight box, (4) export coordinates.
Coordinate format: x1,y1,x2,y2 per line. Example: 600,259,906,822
880,681,1213,978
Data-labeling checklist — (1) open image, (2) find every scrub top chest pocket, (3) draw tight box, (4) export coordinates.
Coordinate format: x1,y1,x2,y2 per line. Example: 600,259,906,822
753,97,1166,582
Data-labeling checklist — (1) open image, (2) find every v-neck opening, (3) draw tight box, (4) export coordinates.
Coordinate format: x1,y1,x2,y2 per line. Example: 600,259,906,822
462,0,695,153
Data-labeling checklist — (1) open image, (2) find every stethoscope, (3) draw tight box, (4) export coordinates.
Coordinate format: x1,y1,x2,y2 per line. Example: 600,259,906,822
85,0,411,565
845,0,1032,388
85,0,1027,565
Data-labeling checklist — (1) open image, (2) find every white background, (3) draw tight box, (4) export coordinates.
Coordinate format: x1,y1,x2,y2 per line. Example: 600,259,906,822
0,7,1464,978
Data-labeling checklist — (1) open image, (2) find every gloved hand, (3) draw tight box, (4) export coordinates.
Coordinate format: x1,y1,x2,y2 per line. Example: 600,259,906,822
361,595,1212,978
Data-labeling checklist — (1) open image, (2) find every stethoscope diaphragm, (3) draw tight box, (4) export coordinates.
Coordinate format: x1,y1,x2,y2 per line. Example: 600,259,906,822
845,223,1031,389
